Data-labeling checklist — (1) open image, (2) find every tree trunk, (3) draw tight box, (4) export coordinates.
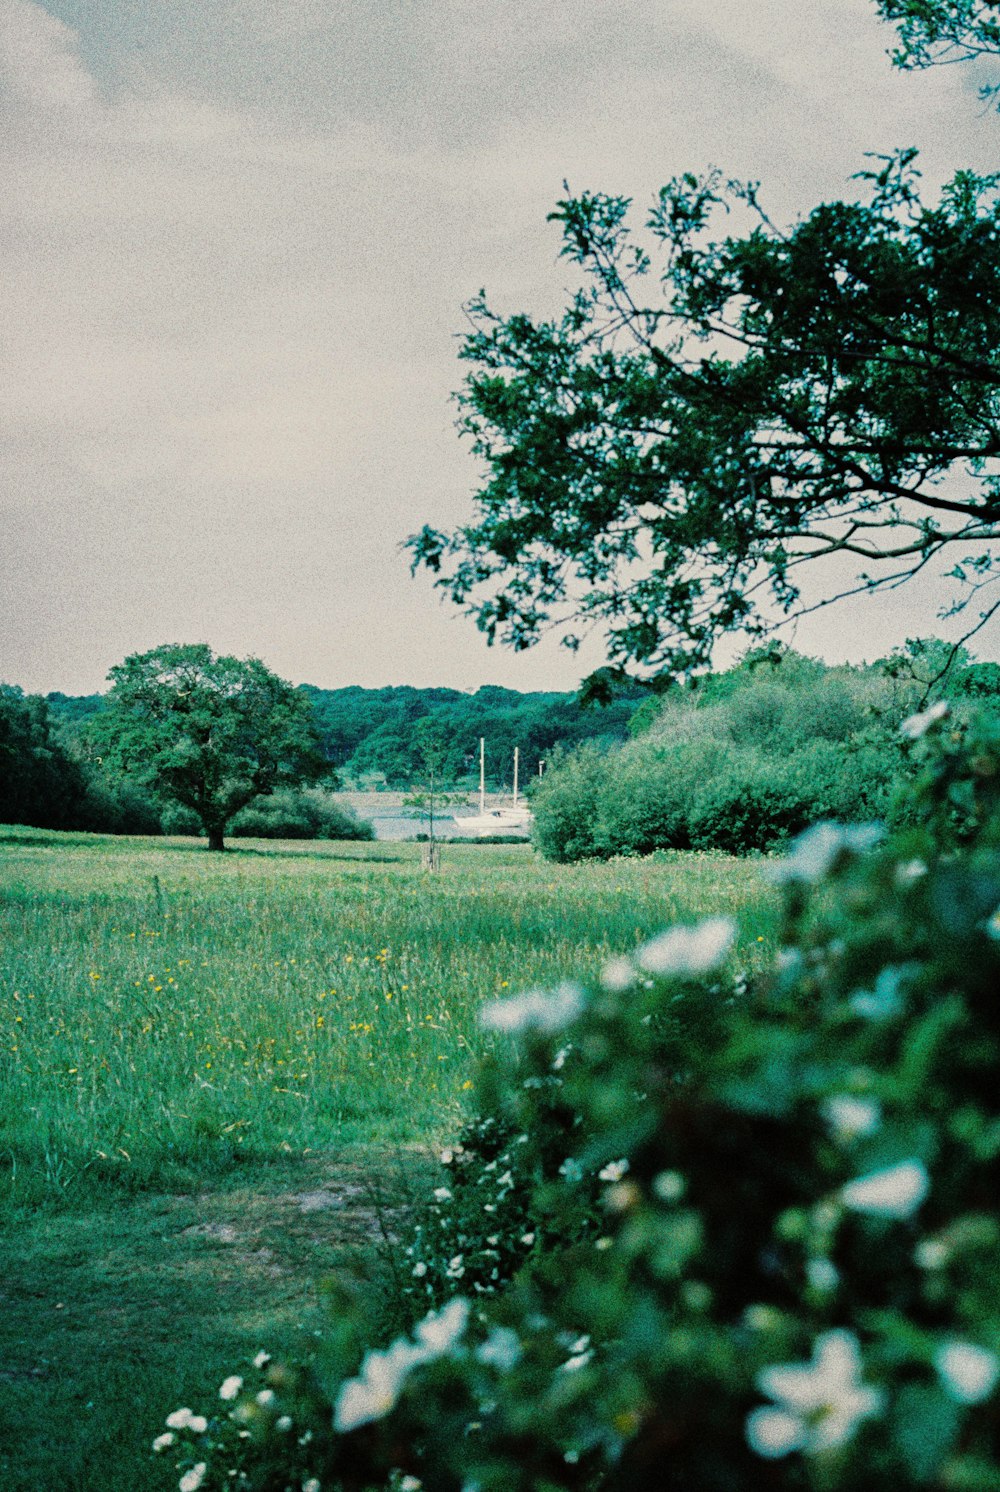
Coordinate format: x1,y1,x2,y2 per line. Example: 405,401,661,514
206,825,226,852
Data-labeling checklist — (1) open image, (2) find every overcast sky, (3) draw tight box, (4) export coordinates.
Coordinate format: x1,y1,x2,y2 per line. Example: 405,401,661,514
2,0,998,696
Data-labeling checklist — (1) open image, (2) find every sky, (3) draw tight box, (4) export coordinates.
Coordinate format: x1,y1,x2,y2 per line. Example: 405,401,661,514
2,0,998,696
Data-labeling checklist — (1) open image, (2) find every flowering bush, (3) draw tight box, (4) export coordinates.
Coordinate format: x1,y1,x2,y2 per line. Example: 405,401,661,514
158,708,1000,1490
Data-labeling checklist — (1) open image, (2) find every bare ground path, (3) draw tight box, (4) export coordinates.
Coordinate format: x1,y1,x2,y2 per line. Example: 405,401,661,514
0,1148,421,1492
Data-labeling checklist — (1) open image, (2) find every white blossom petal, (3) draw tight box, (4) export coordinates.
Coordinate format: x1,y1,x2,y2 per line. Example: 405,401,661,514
900,700,949,740
935,1341,1000,1404
840,1159,929,1219
636,917,736,977
766,822,882,885
745,1406,807,1458
822,1095,881,1142
479,982,585,1034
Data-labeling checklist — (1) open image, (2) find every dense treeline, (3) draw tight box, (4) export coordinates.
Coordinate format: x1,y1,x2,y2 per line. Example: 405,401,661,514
0,679,640,836
299,682,643,786
7,646,1000,846
0,685,369,840
531,642,1000,860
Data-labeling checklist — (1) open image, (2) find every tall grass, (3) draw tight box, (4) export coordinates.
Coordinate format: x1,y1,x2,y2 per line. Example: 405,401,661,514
0,827,776,1204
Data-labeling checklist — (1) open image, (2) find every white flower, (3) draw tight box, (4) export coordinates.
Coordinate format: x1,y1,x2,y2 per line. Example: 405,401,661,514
934,1341,1000,1404
253,1351,271,1370
766,822,882,885
840,1159,929,1219
433,1187,452,1201
558,1157,583,1183
179,1466,207,1492
560,1337,592,1372
334,1299,469,1432
914,1238,949,1270
152,1432,175,1452
805,1258,839,1293
399,1479,423,1492
335,1339,425,1431
746,1330,883,1459
636,917,736,977
598,1158,630,1183
219,1375,243,1401
276,1415,293,1431
895,858,928,887
601,956,635,991
900,700,949,740
446,1254,465,1279
822,1095,881,1142
475,1326,522,1372
302,1480,322,1492
256,1389,276,1409
850,965,908,1021
412,1261,428,1277
479,981,585,1035
439,1149,454,1164
187,1415,207,1434
652,1170,685,1202
520,1231,535,1246
414,1297,470,1355
166,1408,195,1430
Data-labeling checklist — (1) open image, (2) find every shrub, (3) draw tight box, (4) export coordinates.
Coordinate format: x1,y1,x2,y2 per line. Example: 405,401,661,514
76,771,164,835
529,745,609,862
229,789,374,841
686,753,813,853
160,707,1000,1491
160,791,374,841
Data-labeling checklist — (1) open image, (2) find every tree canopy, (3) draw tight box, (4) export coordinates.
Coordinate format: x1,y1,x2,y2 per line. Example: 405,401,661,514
89,644,329,850
0,685,84,831
409,6,1000,687
877,0,1000,102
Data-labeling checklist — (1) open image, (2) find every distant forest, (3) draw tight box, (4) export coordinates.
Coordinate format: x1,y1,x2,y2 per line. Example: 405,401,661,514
43,682,642,790
0,681,644,840
7,645,1000,846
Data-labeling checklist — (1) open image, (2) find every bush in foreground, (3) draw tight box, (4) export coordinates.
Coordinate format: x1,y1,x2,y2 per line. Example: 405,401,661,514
158,705,1000,1490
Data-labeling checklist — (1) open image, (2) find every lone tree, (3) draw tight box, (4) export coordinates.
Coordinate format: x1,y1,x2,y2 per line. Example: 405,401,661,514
409,3,1000,690
91,644,330,850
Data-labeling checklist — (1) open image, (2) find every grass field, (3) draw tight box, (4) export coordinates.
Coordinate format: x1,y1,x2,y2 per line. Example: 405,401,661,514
0,826,777,1490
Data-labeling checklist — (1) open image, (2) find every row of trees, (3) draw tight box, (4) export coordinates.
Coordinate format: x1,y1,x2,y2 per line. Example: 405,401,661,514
2,645,370,851
8,637,999,856
302,682,643,787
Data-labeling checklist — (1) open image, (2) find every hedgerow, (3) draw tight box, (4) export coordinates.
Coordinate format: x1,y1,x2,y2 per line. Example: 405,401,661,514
157,704,1000,1491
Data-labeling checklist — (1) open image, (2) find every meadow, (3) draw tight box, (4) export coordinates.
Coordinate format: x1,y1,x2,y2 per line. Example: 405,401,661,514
0,826,776,1489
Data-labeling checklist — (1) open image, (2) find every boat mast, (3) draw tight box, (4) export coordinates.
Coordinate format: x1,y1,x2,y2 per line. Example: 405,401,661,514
479,736,485,815
513,746,519,808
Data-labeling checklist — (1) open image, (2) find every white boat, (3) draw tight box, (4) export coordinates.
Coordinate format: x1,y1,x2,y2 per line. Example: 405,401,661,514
453,741,534,835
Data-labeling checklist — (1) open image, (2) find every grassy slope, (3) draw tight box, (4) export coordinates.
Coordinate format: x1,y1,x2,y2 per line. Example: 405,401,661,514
0,827,776,1490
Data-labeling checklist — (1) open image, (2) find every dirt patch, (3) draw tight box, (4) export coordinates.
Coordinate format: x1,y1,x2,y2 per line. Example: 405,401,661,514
180,1221,238,1242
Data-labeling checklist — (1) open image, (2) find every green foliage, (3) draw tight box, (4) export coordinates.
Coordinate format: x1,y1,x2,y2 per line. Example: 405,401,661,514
877,0,1000,103
0,684,85,829
410,135,1000,684
89,644,331,850
163,712,1000,1492
228,789,374,841
303,682,642,788
530,648,935,859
